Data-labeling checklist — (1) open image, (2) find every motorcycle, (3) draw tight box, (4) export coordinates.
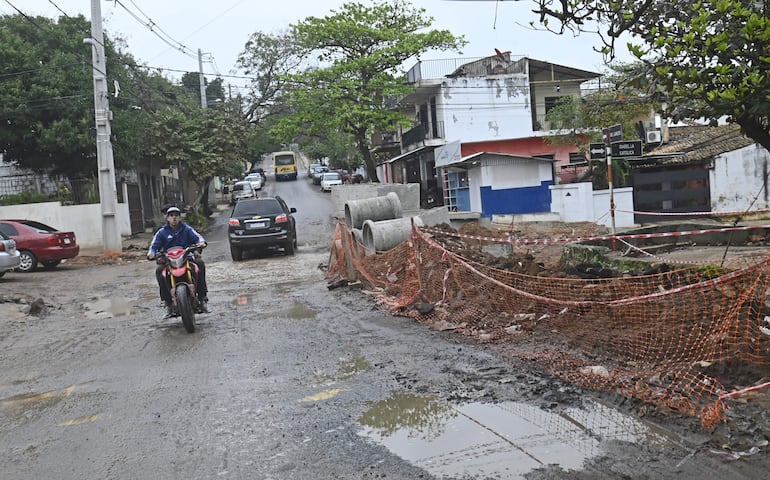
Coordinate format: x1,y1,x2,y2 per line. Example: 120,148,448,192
156,244,205,333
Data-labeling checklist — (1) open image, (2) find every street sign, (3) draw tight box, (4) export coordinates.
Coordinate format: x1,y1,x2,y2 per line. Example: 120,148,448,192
611,140,642,158
589,142,606,160
603,124,622,143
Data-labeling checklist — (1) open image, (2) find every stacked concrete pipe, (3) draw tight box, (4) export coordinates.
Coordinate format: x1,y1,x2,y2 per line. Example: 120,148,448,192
362,216,424,253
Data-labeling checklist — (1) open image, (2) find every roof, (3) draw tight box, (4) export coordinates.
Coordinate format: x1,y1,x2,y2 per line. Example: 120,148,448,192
442,151,555,168
381,146,433,164
642,124,755,166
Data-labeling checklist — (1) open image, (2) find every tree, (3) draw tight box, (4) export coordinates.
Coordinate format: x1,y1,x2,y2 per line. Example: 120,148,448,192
274,0,466,181
544,64,660,187
237,30,306,126
144,103,250,212
529,0,770,153
0,14,151,178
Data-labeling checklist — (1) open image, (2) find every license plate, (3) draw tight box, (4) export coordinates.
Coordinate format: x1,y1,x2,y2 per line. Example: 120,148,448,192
64,238,71,244
247,222,268,229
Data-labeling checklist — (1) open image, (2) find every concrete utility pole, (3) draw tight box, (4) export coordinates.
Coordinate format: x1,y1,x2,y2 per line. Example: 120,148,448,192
198,49,207,108
84,0,121,251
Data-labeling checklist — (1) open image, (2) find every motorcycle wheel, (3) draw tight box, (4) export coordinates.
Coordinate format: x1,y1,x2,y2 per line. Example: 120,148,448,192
176,284,196,333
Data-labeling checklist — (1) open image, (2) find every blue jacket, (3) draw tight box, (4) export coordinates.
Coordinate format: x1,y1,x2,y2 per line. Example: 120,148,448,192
148,222,206,256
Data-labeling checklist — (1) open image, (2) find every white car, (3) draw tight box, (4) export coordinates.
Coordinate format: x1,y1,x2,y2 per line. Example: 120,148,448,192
0,231,21,277
244,173,263,191
320,172,343,192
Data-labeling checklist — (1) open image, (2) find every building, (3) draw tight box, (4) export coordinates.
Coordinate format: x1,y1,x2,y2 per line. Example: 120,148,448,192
374,52,601,216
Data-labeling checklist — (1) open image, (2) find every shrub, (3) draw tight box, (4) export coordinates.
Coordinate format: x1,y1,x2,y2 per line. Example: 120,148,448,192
0,191,49,205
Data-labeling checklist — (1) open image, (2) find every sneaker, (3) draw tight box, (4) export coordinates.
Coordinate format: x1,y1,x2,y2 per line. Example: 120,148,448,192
198,301,210,314
163,304,174,319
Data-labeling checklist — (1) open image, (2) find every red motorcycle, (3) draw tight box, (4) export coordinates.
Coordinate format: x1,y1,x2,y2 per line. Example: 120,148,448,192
157,244,205,333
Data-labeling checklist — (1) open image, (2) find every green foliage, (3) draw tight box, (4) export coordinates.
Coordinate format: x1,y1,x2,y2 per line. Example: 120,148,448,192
269,0,466,180
144,101,251,208
529,0,770,153
0,191,48,205
184,206,210,230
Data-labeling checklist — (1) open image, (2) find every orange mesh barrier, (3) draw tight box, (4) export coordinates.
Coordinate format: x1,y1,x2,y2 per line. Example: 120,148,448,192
326,220,770,429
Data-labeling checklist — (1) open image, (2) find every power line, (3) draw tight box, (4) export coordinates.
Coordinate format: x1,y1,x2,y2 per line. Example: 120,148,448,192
112,0,197,60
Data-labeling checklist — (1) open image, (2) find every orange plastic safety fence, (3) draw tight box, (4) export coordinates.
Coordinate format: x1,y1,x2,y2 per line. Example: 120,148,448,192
326,221,770,429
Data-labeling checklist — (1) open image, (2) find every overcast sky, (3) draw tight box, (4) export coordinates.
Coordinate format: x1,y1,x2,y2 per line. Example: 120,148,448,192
10,0,634,89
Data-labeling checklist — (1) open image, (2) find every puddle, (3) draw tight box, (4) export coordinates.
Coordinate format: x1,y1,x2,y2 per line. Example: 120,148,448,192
314,356,372,383
284,301,316,319
359,391,674,479
82,298,137,318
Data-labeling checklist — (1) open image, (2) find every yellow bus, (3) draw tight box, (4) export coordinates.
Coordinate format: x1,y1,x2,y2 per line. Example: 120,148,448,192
273,151,298,181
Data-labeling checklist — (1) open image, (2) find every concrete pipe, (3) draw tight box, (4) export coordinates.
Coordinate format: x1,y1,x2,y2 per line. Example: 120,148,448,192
362,216,424,253
344,192,402,229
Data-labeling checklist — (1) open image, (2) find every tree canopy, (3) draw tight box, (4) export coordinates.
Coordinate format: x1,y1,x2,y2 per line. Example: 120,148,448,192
529,0,770,152
269,0,466,181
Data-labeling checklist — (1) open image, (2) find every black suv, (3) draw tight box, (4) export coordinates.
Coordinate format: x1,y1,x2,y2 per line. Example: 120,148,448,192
227,196,297,261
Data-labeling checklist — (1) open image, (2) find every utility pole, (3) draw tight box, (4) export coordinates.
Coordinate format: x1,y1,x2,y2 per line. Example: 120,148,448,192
84,0,121,252
198,49,207,108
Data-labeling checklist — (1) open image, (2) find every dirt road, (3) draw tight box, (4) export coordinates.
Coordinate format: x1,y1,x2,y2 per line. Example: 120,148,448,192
1,201,769,479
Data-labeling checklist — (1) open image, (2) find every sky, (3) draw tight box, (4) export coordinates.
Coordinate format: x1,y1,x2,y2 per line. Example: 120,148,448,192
9,0,635,90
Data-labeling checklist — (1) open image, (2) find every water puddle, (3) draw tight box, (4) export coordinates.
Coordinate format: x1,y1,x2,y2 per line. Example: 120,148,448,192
358,391,673,479
284,301,316,319
82,297,137,318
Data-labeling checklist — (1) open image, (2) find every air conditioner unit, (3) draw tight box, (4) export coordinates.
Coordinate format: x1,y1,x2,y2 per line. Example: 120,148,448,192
646,130,662,143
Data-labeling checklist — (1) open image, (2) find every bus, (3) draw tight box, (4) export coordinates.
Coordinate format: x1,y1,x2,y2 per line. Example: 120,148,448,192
272,151,298,181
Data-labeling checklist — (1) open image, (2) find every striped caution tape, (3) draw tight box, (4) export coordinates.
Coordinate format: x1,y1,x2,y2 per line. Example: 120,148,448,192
616,208,770,217
421,224,770,246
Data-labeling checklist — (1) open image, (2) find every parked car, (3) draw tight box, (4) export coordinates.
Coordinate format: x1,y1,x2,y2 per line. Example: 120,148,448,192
0,230,21,277
227,196,297,261
253,168,267,184
0,220,79,272
307,162,323,177
230,180,257,205
244,172,264,191
311,165,329,185
320,172,343,192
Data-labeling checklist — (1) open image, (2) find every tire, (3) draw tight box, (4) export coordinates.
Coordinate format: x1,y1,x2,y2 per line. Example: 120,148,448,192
42,260,61,269
230,245,242,261
176,284,196,333
284,238,295,255
18,250,37,272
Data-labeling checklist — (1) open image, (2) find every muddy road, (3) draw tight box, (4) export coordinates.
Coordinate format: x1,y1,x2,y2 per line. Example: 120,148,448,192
1,175,768,479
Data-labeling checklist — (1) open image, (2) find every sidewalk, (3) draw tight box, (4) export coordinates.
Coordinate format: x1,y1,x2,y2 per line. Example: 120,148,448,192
77,203,229,261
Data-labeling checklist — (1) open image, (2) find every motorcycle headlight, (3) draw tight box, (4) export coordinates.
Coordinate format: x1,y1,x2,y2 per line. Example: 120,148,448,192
169,256,187,268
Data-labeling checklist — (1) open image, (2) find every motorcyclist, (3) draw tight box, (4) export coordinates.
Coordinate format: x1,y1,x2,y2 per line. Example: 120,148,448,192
147,206,209,317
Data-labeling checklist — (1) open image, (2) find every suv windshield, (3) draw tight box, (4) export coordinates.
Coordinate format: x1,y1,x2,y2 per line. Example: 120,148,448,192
234,199,283,216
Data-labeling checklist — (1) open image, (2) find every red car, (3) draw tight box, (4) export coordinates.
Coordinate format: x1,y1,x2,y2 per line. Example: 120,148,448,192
0,220,80,272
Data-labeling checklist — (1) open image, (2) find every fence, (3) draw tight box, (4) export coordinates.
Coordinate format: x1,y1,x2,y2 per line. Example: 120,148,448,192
327,220,770,429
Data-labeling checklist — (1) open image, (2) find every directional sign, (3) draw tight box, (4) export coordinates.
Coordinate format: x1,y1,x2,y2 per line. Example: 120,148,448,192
603,124,622,143
611,140,642,158
589,142,606,160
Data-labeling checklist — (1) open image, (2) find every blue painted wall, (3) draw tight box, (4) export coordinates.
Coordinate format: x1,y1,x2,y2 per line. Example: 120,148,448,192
479,181,553,218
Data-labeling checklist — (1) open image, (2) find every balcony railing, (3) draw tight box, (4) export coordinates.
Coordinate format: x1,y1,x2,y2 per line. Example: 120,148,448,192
401,121,445,147
406,55,526,83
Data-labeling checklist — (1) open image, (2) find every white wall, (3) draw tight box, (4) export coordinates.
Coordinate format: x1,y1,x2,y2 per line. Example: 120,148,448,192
438,76,533,143
710,143,770,212
481,160,551,189
0,202,131,248
550,183,635,229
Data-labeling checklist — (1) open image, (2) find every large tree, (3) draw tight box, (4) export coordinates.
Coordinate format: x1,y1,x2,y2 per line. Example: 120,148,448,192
144,101,250,211
528,0,770,153
0,14,152,177
275,0,466,181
